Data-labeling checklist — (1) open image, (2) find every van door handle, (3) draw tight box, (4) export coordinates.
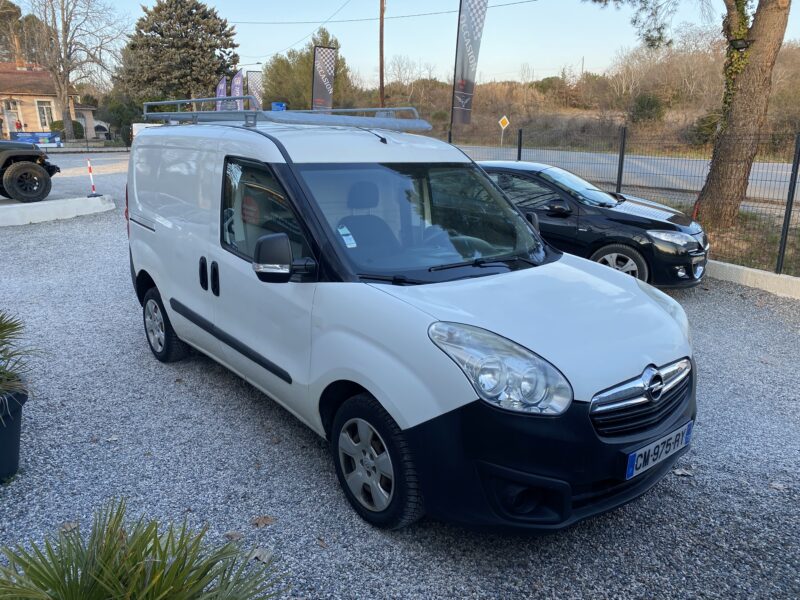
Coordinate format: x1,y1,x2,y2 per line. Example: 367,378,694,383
210,261,220,296
199,257,208,290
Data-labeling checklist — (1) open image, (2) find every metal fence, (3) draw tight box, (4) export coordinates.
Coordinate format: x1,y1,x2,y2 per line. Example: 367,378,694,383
457,128,800,277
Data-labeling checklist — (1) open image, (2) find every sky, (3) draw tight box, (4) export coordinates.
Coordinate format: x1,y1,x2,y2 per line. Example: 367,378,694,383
114,0,800,85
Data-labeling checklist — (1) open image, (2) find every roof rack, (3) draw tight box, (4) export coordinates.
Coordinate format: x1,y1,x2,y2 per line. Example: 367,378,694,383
142,96,432,132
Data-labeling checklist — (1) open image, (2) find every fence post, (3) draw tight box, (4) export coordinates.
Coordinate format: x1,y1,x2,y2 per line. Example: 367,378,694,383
516,128,523,161
615,126,627,194
776,133,800,274
447,129,452,144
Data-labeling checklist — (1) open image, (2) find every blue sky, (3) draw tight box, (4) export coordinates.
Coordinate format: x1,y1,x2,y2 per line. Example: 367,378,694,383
115,0,800,84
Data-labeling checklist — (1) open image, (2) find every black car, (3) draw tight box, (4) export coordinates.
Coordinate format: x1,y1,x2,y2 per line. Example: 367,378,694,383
480,161,709,288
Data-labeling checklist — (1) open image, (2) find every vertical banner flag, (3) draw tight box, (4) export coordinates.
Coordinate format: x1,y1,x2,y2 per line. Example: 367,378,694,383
246,71,264,109
231,69,244,110
312,46,337,111
451,0,489,126
215,76,227,111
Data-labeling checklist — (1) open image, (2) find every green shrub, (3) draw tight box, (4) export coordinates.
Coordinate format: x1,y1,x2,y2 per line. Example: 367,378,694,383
0,311,30,406
629,93,665,123
0,500,283,599
49,119,84,140
683,111,721,146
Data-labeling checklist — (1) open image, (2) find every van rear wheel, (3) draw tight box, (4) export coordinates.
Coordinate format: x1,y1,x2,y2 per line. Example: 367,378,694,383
142,287,189,362
331,394,424,529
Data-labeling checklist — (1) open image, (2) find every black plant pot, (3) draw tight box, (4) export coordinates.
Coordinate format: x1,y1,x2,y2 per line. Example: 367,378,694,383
0,390,28,481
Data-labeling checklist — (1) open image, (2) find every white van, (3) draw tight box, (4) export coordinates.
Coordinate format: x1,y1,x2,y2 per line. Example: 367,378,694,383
127,101,696,530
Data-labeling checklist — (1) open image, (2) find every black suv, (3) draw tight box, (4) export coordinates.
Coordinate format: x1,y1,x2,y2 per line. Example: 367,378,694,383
480,161,709,288
0,140,60,203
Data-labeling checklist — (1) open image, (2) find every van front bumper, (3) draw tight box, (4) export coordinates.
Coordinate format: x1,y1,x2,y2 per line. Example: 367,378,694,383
404,382,696,531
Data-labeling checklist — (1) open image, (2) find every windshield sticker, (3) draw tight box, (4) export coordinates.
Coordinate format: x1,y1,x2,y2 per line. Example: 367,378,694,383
337,225,357,248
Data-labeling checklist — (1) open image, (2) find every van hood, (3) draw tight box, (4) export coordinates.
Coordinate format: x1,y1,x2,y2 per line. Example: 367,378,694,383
370,254,691,402
607,195,700,232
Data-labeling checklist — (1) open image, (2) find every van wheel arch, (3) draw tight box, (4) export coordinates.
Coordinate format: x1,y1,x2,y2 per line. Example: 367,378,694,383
135,269,157,305
319,380,371,440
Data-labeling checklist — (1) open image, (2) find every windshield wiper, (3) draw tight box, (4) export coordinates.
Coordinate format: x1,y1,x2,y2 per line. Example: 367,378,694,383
357,273,427,285
429,253,539,272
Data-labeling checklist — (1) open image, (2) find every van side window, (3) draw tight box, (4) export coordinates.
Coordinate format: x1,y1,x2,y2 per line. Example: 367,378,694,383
221,158,312,260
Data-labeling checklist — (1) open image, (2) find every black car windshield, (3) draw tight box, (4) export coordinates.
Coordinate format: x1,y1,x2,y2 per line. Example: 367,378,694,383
538,167,619,207
296,162,547,279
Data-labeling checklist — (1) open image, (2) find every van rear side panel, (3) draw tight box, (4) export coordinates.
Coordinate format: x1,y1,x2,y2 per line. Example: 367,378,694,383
129,126,225,350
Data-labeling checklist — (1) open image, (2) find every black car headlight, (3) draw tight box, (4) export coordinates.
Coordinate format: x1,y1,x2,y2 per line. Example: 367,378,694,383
647,230,698,251
429,322,573,415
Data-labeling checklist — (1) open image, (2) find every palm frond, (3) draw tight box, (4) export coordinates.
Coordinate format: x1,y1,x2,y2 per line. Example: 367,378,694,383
0,500,284,599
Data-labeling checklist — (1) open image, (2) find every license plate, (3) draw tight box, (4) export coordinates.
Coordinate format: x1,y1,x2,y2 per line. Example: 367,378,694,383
625,421,693,480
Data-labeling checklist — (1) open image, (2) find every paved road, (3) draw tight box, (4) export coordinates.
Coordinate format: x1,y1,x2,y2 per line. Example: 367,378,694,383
0,177,798,598
461,145,795,202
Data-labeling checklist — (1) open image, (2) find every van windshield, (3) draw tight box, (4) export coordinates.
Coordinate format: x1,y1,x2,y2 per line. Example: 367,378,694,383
296,163,548,281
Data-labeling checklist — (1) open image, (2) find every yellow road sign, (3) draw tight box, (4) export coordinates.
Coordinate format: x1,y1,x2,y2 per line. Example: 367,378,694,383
498,115,510,129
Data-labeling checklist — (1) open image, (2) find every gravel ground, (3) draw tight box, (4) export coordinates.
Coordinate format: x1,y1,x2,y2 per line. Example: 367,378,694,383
0,197,799,598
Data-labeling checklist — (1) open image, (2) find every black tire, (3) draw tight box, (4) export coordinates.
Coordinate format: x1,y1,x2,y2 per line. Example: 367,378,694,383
142,287,189,363
2,161,52,203
331,393,424,529
590,243,649,281
0,181,9,198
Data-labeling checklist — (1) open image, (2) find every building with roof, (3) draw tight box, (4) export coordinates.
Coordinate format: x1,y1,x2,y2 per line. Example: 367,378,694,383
0,62,98,140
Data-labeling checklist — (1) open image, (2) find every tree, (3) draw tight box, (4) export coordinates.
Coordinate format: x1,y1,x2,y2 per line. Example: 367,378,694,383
0,1,43,64
262,28,359,110
117,0,238,105
23,0,124,141
589,0,792,228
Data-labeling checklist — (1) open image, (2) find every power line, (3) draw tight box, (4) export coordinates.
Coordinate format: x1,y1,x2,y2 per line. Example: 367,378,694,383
262,0,355,57
232,0,538,26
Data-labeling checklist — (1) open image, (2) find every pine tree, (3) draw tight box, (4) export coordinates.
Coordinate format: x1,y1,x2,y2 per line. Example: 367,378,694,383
118,0,239,103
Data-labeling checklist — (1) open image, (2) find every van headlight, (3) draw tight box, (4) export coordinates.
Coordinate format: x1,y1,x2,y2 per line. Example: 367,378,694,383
636,279,691,342
428,322,573,415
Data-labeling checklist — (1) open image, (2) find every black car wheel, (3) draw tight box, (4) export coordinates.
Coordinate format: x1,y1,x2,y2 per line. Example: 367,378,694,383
2,162,52,203
0,182,9,198
590,244,649,281
331,393,424,529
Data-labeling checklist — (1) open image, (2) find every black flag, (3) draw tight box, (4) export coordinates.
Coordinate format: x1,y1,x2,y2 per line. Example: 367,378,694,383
312,46,337,111
451,0,489,127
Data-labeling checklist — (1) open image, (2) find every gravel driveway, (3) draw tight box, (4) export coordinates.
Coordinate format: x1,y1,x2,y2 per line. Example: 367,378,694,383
0,169,798,598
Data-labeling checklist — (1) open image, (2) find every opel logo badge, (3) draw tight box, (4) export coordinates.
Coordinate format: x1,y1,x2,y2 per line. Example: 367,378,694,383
644,367,665,402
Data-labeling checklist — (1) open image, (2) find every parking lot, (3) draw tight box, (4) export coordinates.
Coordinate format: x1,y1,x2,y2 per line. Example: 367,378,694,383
0,159,798,599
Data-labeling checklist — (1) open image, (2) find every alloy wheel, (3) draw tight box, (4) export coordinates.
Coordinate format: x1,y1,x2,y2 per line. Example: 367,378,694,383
338,417,395,512
597,252,640,278
15,170,41,193
144,299,166,353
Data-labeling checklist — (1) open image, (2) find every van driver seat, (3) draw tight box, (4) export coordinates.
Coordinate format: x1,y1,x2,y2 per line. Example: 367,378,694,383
337,181,400,262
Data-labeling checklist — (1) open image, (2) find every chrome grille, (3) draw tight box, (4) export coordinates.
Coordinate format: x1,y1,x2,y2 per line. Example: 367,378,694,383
590,359,692,437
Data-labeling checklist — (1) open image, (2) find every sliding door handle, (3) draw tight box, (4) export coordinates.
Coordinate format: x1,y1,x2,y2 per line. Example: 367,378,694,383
199,257,208,290
210,261,220,296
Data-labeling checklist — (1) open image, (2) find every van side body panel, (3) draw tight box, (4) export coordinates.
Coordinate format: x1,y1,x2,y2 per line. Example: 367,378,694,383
308,283,477,433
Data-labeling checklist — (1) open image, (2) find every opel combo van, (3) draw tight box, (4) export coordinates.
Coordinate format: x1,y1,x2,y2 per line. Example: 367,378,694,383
127,102,696,530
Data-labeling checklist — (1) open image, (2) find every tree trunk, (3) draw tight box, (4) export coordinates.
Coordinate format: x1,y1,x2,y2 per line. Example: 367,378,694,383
60,97,74,140
694,0,790,228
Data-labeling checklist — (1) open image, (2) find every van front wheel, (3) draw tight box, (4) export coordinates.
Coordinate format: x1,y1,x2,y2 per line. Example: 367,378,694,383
142,288,189,362
331,394,424,529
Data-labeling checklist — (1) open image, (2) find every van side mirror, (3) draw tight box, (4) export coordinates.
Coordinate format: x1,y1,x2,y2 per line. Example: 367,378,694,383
525,211,540,232
252,233,293,283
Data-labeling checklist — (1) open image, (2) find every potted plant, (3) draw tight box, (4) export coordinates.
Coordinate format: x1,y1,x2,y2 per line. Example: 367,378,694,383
0,311,30,481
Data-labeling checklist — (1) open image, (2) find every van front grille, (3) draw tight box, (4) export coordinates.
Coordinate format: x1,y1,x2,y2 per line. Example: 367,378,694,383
590,359,692,437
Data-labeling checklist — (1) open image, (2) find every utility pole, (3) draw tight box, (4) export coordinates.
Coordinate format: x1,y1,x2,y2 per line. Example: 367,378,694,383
379,0,385,107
